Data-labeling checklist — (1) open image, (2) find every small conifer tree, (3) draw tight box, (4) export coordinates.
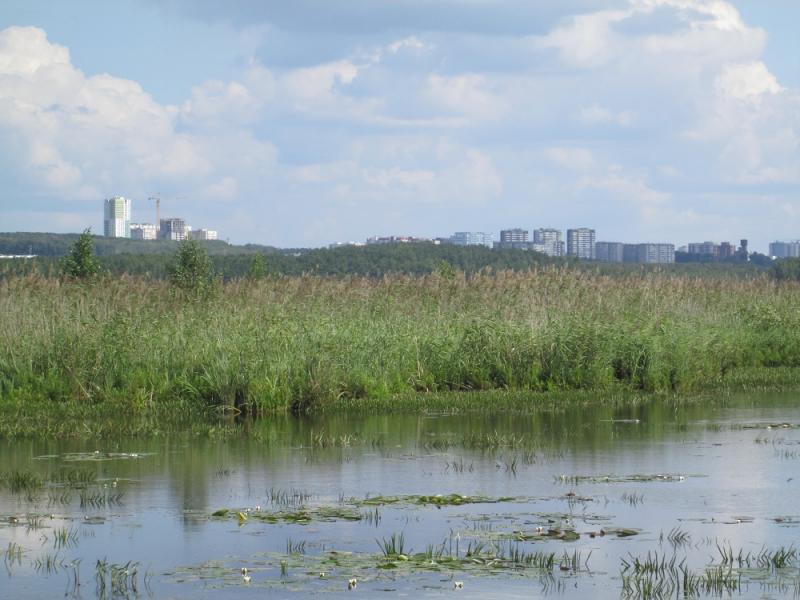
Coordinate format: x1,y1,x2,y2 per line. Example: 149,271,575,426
61,229,100,278
169,238,214,293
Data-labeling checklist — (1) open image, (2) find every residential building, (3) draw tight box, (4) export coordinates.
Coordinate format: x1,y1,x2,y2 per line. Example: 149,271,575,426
595,241,624,263
499,228,529,244
159,217,188,241
366,236,437,245
533,228,564,257
769,241,800,258
189,229,218,241
566,228,596,260
718,242,736,258
687,241,718,256
130,223,158,240
103,197,131,238
624,243,675,264
451,232,493,248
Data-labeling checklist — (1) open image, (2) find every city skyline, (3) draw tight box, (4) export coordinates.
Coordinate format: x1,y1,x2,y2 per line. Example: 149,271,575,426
0,1,798,251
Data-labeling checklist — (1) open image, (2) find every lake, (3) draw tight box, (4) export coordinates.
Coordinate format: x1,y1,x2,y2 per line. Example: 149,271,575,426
2,391,800,598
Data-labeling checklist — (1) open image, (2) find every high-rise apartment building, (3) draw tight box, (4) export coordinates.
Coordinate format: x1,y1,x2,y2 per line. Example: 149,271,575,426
160,218,188,241
595,241,624,263
566,228,596,260
500,228,529,244
769,241,800,258
130,223,158,240
623,243,675,264
103,197,131,238
687,242,717,256
451,232,494,248
532,228,564,257
189,229,218,241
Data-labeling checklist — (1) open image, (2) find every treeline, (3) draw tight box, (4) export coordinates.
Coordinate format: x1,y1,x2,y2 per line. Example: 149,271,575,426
0,232,281,257
0,241,779,281
0,243,560,279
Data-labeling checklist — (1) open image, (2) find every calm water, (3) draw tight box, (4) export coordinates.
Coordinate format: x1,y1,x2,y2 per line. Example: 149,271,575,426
2,392,800,599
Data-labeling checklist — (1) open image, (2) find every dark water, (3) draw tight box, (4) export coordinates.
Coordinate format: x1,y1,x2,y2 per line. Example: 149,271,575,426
2,392,800,599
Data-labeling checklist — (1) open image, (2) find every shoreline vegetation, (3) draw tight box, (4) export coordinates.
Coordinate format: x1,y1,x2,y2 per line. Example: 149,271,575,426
2,267,800,437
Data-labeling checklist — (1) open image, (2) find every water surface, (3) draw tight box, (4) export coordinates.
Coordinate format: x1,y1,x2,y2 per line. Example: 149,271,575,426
2,391,800,598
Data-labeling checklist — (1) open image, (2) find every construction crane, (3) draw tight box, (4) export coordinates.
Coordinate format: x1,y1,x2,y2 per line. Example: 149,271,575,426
148,196,161,234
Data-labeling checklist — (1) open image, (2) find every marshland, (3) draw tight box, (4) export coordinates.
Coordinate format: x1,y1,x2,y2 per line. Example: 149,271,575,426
3,265,800,597
2,267,800,429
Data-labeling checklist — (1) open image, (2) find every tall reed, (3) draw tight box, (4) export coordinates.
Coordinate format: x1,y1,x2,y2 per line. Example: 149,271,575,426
1,269,799,415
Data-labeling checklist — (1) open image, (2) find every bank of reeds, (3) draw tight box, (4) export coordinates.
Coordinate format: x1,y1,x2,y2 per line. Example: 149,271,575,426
1,269,799,421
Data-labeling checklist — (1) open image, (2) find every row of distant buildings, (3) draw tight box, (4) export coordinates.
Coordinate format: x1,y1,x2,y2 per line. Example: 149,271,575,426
356,228,678,264
103,197,218,242
769,241,800,259
332,228,768,265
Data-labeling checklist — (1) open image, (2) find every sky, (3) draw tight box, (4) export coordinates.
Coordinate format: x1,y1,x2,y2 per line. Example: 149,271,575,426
0,1,798,251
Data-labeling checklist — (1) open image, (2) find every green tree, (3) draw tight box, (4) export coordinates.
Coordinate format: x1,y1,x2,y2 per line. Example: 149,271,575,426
60,229,100,278
772,257,800,282
247,253,266,279
169,239,214,292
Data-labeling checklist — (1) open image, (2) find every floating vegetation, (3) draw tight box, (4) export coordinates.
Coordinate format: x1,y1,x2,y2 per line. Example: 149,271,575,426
357,493,519,507
60,451,152,462
555,473,694,485
738,422,799,430
211,505,363,525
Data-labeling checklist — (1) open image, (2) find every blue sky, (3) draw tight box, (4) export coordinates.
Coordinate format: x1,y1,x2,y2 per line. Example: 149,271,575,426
0,1,798,251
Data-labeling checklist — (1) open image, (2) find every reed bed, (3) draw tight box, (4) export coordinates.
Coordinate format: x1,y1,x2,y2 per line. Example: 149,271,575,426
1,269,799,420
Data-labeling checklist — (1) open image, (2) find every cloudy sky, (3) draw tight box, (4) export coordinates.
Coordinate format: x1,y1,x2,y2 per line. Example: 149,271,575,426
0,1,798,250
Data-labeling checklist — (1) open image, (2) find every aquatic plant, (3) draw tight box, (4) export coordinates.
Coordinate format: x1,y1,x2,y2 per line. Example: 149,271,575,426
377,533,406,558
3,269,800,429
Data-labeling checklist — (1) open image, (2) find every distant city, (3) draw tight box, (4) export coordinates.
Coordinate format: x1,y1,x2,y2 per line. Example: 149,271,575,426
103,196,217,242
333,232,758,265
102,196,799,263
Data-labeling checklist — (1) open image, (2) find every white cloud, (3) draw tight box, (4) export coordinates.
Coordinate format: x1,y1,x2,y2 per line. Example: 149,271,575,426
545,147,597,172
578,103,633,126
0,26,276,212
716,61,783,101
425,73,506,121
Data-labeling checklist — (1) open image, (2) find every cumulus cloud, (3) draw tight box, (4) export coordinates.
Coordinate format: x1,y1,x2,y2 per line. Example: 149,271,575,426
0,25,279,219
1,0,799,248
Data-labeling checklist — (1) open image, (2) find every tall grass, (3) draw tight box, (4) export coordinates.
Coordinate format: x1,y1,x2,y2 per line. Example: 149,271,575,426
1,268,800,418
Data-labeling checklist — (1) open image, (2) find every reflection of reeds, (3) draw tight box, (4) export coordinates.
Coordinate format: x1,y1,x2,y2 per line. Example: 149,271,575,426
52,526,79,550
95,558,142,597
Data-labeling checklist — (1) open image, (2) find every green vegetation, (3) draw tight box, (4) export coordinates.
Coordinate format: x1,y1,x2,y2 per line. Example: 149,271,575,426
772,257,800,282
0,232,776,281
2,267,800,433
168,238,215,294
60,229,100,279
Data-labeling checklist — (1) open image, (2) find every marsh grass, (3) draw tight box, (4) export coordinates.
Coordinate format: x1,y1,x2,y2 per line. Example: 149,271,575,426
2,270,800,429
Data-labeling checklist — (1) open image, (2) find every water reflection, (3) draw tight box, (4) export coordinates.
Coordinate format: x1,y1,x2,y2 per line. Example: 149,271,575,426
2,391,800,598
